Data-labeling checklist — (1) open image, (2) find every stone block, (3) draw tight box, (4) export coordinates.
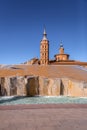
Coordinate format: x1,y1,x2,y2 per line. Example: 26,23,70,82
25,76,39,96
39,77,61,96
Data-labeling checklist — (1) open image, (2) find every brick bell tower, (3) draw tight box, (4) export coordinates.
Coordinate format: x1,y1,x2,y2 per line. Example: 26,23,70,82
40,28,49,65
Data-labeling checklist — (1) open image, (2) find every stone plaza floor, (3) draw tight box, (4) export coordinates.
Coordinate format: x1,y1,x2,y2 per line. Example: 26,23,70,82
0,104,87,130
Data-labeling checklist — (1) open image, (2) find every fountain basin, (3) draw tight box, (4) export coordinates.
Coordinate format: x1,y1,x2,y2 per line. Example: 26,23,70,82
0,96,87,105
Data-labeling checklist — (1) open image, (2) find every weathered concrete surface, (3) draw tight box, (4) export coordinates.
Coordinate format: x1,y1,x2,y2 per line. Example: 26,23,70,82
62,78,87,97
0,105,87,130
0,76,87,97
26,76,39,96
0,77,26,96
0,76,39,97
39,77,61,96
0,77,10,96
11,76,26,96
67,80,87,97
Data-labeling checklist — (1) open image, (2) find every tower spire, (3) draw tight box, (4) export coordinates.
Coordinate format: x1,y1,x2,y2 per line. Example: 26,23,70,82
60,40,63,48
42,27,47,40
59,41,64,54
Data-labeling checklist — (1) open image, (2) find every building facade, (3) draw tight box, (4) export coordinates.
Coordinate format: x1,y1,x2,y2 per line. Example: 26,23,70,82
54,43,69,61
40,29,70,65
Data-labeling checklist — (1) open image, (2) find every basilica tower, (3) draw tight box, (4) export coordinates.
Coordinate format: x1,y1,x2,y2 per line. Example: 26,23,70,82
54,43,69,61
40,28,49,65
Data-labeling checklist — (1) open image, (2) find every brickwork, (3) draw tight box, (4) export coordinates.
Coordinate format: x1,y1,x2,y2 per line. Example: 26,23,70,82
54,44,69,61
40,29,49,65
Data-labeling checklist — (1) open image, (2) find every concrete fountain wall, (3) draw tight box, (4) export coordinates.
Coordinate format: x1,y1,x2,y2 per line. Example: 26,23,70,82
0,76,87,97
39,77,61,96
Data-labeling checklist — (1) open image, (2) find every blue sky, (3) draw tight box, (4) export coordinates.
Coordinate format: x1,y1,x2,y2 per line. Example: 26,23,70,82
0,0,87,64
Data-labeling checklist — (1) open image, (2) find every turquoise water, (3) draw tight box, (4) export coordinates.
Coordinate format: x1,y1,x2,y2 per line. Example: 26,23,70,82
0,96,87,105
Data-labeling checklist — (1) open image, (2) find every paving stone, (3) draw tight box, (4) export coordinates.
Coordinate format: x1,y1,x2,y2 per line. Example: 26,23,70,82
0,104,87,130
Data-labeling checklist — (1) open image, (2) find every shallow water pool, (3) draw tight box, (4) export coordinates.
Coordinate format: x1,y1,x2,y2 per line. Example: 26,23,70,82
0,96,87,105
